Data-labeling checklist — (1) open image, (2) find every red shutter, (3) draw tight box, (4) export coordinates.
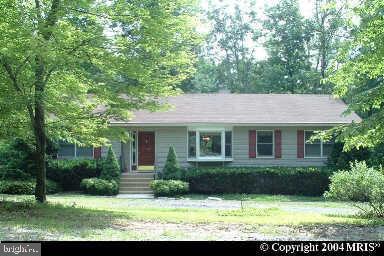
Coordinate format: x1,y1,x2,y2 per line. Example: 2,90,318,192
249,130,256,158
297,130,304,158
93,147,102,159
274,129,282,159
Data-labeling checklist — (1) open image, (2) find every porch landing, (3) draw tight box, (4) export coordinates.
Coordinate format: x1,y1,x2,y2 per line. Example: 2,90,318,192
119,172,154,195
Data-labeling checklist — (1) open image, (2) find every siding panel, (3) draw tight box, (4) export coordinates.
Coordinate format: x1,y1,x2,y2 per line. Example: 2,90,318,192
121,126,330,169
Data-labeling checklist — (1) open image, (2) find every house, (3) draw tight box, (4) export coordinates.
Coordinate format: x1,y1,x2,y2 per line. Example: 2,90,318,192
57,94,360,172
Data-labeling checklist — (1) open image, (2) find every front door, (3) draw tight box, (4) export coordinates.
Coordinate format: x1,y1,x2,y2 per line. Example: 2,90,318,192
138,132,155,166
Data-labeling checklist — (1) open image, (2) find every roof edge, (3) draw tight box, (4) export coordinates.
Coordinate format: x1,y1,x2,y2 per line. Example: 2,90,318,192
110,122,355,127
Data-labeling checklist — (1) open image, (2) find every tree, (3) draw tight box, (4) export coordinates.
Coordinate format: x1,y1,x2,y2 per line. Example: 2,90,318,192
204,2,258,92
179,58,221,93
0,0,199,202
262,0,317,93
162,146,182,180
311,0,347,79
324,0,384,151
100,147,120,182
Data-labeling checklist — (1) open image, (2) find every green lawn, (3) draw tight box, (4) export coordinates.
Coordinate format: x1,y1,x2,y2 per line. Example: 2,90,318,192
0,193,383,240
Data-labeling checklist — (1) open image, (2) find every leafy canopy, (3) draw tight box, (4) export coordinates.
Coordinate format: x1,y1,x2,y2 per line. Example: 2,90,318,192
0,0,200,146
326,0,384,150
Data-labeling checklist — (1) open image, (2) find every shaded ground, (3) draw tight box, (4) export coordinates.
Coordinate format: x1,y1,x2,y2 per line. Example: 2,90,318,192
0,194,382,241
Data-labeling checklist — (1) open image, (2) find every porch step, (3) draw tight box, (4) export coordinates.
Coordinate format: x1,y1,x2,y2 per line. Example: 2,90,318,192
119,172,154,194
120,177,153,182
119,189,153,194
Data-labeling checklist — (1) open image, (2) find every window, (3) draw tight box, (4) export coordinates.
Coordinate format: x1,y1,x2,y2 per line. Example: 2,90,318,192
188,129,232,160
57,142,93,158
76,147,93,158
257,131,273,157
188,131,196,158
200,132,222,157
57,143,75,158
322,140,333,157
304,131,334,158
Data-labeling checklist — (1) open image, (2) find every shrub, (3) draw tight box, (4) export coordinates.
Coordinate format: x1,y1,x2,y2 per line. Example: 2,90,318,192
162,146,183,180
0,138,36,177
327,142,371,171
0,138,58,178
0,168,32,180
325,161,384,217
47,159,101,191
150,180,189,197
0,180,61,195
185,167,332,196
80,178,118,196
100,147,120,182
324,161,378,202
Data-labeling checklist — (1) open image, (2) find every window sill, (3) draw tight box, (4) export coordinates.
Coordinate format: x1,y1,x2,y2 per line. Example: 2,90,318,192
187,158,233,162
255,156,275,159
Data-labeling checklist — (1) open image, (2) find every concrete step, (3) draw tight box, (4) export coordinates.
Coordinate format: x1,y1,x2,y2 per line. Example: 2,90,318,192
119,189,153,194
119,185,151,189
120,182,150,187
121,172,154,175
120,181,152,185
120,177,153,181
118,191,153,195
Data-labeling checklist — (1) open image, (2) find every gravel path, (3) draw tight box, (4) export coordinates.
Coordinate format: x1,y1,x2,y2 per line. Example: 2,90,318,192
114,197,358,215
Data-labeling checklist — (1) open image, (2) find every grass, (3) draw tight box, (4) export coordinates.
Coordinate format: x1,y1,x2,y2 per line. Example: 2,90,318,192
0,193,383,240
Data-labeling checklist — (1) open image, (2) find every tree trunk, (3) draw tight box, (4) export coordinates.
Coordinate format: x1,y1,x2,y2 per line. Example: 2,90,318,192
34,56,47,203
32,0,60,203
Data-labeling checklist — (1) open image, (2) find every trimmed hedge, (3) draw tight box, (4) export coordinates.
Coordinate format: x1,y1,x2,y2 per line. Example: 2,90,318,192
150,180,189,197
0,168,32,180
47,159,102,191
0,180,61,195
80,178,118,196
185,167,332,196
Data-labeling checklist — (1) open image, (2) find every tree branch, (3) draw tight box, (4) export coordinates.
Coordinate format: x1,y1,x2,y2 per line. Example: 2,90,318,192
0,56,24,94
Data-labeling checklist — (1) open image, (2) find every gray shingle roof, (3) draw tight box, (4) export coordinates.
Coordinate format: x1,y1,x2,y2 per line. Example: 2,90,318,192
112,94,360,125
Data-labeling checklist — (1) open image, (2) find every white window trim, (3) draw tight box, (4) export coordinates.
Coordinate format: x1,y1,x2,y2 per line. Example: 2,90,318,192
187,127,233,161
256,130,275,158
130,130,138,170
304,130,328,159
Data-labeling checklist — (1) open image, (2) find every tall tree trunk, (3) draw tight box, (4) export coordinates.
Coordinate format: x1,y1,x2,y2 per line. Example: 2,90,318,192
34,55,46,203
33,0,60,203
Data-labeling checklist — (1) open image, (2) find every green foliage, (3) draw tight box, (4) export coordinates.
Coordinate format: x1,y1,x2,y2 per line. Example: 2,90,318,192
263,0,317,93
325,161,384,217
0,168,32,181
47,159,102,191
186,167,332,196
203,2,258,93
100,147,120,182
0,180,61,195
327,0,384,151
0,138,36,177
368,143,384,167
0,0,200,144
150,180,189,197
162,146,183,180
0,0,200,201
80,178,118,196
79,147,120,195
327,142,371,171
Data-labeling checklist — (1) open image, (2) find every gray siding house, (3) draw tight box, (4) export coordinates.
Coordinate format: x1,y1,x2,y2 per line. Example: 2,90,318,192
57,94,360,172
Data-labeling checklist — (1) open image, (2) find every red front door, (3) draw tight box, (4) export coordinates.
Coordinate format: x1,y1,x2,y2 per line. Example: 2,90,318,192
138,132,155,165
